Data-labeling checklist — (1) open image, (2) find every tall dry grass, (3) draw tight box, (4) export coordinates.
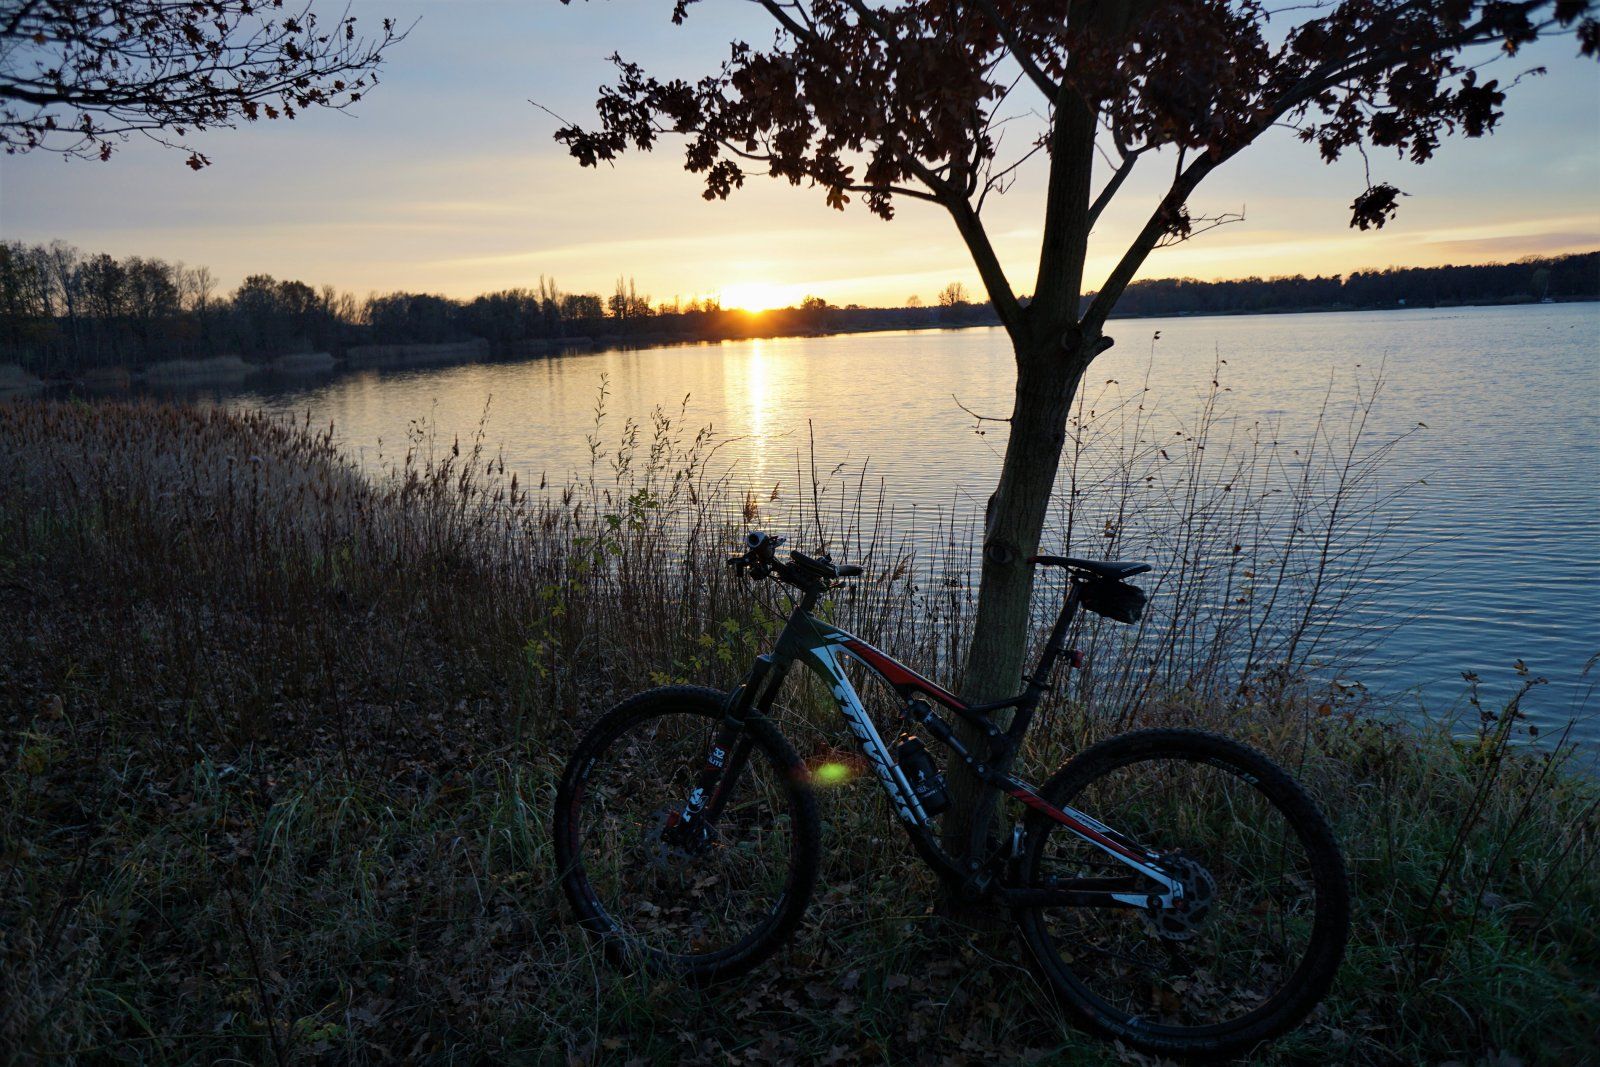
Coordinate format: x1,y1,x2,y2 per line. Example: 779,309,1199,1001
0,392,1594,1064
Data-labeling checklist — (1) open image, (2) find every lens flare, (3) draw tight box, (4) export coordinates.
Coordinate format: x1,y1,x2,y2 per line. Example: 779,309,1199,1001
811,760,855,787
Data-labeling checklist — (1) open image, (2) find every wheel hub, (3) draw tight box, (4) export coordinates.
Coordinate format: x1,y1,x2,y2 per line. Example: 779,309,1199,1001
646,808,716,867
1149,854,1217,941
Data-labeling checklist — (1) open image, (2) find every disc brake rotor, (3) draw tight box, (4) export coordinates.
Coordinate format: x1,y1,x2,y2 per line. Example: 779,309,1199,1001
1147,854,1218,942
645,808,717,869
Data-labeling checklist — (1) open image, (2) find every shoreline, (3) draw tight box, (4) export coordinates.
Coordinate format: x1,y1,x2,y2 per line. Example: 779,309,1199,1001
20,295,1597,393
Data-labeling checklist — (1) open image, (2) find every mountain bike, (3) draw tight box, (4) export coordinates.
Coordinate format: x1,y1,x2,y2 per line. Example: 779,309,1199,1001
554,532,1349,1057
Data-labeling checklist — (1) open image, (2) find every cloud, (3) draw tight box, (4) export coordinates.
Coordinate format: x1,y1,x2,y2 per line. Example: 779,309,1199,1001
1421,231,1600,260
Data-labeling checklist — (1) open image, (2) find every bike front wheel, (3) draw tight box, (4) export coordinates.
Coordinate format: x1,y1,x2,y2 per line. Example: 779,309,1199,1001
1014,728,1349,1058
553,685,820,981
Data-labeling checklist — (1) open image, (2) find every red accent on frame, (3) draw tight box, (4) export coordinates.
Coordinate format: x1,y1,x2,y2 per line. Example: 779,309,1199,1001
841,639,968,710
1008,786,1149,865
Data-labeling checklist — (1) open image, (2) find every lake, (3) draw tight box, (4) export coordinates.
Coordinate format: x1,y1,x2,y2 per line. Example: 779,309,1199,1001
164,303,1597,745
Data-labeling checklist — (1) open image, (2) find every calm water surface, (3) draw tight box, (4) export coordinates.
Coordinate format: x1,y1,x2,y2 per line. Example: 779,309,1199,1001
199,304,1598,743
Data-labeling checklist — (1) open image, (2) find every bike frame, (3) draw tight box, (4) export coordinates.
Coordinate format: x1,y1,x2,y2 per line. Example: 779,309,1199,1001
674,578,1185,911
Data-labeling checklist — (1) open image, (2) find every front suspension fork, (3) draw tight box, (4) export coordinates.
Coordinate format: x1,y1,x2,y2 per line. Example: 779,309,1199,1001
664,655,780,841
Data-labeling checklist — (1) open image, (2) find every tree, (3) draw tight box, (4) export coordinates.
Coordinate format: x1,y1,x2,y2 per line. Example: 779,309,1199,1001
906,294,924,308
561,292,605,324
609,276,652,320
121,256,179,352
232,273,341,354
553,0,1599,883
43,240,84,361
0,0,405,167
937,280,972,321
362,291,459,345
77,252,124,323
937,281,970,308
0,241,52,349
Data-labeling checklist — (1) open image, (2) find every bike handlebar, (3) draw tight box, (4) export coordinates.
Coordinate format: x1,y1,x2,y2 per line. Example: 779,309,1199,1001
728,532,861,589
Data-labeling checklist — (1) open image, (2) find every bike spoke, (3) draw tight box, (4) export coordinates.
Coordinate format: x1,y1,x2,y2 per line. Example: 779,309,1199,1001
572,710,798,962
1027,751,1328,1031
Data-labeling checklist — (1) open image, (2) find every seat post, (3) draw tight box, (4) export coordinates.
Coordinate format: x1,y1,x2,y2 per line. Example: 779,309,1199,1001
998,581,1084,753
1027,579,1083,693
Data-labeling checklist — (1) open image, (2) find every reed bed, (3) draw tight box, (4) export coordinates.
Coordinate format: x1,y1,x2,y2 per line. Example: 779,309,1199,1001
0,396,1594,1065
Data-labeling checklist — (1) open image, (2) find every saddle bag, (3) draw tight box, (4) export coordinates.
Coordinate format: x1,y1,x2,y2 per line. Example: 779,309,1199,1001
1081,579,1146,624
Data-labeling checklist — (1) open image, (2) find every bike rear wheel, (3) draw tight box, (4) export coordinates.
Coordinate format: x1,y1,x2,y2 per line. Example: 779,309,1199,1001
554,685,820,981
1014,729,1349,1058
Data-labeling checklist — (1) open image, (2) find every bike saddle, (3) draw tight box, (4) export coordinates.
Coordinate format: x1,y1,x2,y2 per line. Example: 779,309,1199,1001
1028,555,1152,581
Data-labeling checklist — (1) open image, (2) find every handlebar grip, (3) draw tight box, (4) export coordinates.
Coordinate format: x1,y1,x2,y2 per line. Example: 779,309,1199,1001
789,550,834,576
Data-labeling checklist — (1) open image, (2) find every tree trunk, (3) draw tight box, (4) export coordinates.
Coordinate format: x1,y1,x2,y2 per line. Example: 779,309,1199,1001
941,332,1093,889
936,84,1101,910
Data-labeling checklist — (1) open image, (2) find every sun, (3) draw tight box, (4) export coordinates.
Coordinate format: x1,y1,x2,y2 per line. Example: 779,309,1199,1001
718,282,793,313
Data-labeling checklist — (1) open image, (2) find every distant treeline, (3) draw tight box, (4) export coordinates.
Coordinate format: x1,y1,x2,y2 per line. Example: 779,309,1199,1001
1104,251,1600,317
1,239,1594,377
0,240,982,376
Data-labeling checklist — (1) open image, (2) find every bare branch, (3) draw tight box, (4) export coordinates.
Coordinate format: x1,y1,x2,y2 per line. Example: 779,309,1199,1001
1082,153,1225,336
946,194,1024,337
977,133,1048,214
844,181,943,204
971,0,1061,101
752,0,819,45
1155,205,1247,247
953,393,1012,425
1086,148,1143,230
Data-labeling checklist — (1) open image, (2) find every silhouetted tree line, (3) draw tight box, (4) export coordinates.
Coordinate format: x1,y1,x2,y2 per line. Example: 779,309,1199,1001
0,241,370,372
0,242,635,374
1098,252,1600,317
0,241,940,375
2,240,1593,376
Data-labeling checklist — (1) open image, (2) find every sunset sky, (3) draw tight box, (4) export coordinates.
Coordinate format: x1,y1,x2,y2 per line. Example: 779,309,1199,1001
2,0,1597,309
